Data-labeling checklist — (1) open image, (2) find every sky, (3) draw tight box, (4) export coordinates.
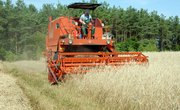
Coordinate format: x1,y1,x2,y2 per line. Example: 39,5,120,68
3,0,180,17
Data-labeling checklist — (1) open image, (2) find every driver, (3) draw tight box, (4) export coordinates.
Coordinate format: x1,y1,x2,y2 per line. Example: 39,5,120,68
79,9,95,36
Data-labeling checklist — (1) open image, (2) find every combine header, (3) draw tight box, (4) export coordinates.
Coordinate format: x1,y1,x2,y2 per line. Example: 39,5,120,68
46,3,148,84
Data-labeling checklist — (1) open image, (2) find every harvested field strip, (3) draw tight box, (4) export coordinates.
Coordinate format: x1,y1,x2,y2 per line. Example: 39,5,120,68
3,61,101,110
0,63,32,110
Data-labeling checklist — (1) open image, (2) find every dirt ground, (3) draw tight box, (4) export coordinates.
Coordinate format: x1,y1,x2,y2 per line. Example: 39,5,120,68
0,63,32,110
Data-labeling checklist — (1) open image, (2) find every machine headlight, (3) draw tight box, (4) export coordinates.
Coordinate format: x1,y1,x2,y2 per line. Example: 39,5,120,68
102,34,107,39
61,40,65,43
69,39,73,45
102,23,104,27
75,22,78,26
107,39,111,44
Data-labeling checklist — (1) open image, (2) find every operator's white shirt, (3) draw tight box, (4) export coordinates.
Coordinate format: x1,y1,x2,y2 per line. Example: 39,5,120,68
80,14,92,21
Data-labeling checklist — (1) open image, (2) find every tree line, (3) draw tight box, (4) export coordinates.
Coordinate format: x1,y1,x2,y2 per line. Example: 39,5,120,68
0,0,180,61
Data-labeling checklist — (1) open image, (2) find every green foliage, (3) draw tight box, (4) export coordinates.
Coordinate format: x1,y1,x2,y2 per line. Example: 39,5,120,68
139,39,158,51
116,38,140,51
0,48,7,60
4,51,18,61
0,0,46,61
0,48,17,61
116,39,158,52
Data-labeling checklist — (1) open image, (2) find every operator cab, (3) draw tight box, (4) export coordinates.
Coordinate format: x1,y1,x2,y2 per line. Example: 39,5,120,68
68,3,103,39
46,2,115,53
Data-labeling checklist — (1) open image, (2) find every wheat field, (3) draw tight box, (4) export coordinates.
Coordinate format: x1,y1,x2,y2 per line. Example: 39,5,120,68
2,52,180,110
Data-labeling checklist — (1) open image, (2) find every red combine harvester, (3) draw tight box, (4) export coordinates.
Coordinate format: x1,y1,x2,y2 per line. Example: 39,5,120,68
46,3,148,84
